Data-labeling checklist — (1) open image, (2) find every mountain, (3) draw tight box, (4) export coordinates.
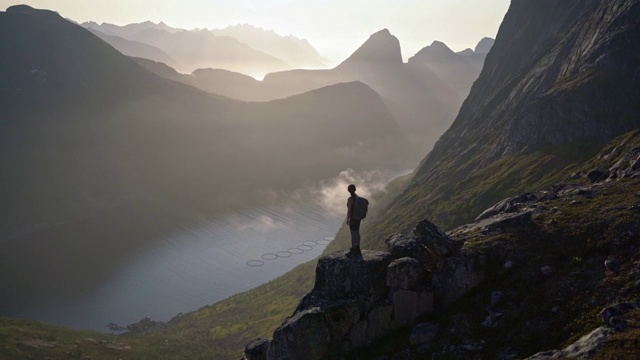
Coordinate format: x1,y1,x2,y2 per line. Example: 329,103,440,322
474,36,495,54
356,0,640,245
237,0,640,358
84,21,327,75
0,4,414,323
2,1,640,359
338,28,403,66
211,24,327,69
87,28,181,69
82,20,181,37
407,40,486,99
140,29,486,157
124,27,290,75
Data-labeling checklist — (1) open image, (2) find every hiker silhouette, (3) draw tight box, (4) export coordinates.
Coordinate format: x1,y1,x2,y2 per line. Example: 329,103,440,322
346,184,367,257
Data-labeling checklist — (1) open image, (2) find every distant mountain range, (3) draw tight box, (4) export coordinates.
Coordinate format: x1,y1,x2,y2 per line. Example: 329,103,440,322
136,29,493,156
82,21,327,76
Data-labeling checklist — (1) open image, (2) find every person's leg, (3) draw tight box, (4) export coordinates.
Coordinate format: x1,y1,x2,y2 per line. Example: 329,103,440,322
349,219,361,250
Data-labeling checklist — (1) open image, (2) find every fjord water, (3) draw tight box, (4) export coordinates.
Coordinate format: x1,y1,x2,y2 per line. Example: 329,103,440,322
1,201,341,331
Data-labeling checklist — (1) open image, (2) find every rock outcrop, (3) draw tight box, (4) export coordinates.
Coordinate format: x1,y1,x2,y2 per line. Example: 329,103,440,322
247,220,486,360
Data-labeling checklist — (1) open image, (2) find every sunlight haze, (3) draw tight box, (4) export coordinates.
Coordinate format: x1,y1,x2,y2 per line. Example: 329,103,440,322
1,0,510,64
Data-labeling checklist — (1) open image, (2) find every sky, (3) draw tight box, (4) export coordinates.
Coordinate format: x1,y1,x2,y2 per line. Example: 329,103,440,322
1,0,511,64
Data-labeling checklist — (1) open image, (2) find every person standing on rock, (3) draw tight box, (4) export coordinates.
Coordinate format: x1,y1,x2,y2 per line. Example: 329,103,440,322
346,184,368,257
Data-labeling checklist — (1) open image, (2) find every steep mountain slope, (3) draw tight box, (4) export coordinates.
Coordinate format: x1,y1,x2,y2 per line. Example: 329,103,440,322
407,40,485,99
357,0,640,244
0,5,413,326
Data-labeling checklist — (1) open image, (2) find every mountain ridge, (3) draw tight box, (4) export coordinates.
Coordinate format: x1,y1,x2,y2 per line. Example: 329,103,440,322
144,29,490,157
83,20,327,75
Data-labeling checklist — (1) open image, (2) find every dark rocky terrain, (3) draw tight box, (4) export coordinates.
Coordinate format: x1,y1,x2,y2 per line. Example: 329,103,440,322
244,130,640,359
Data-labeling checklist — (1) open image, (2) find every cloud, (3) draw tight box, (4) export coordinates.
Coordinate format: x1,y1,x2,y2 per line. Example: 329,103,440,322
307,168,398,217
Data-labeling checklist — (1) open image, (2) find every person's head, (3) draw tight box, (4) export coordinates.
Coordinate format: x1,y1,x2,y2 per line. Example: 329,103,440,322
348,184,356,194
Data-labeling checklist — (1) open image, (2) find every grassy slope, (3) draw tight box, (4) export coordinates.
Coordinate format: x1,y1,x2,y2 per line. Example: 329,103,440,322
351,129,640,359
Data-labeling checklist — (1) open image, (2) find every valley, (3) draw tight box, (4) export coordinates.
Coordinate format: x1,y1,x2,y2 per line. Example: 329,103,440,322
3,1,639,359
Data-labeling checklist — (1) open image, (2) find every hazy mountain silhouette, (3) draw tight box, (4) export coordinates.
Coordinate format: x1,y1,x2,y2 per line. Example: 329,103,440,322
139,29,487,156
83,21,327,76
133,57,264,101
82,20,181,38
211,24,327,69
338,28,403,66
474,36,495,54
125,27,290,75
407,40,486,99
0,5,414,309
87,28,181,70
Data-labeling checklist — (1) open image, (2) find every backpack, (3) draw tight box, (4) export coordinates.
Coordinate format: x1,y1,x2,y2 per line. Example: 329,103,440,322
352,196,369,220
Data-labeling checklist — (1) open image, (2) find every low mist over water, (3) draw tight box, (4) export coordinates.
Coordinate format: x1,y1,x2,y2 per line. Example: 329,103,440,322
15,203,338,330
1,169,401,331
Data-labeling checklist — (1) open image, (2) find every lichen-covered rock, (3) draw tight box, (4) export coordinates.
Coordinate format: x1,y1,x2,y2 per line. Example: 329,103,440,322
343,302,393,352
267,307,330,360
392,289,434,329
524,327,614,360
475,193,538,221
431,252,485,308
414,219,458,260
599,302,640,331
482,210,533,233
301,251,392,310
268,251,393,359
385,233,430,263
387,257,425,289
409,322,440,346
385,220,455,266
588,168,610,183
244,338,269,360
324,303,361,353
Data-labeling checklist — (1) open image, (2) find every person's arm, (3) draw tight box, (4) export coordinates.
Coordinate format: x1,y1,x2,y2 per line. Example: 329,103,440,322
346,197,353,225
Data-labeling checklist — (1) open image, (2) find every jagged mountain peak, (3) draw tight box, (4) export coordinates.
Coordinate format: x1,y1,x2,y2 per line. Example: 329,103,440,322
457,48,475,56
474,37,495,54
338,28,402,67
417,40,456,57
408,40,462,65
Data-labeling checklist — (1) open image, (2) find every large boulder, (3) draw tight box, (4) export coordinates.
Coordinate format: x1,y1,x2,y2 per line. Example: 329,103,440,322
267,308,330,360
387,257,425,289
392,289,434,329
342,302,393,352
268,251,393,359
413,219,458,259
299,250,392,310
475,193,537,221
431,251,486,308
386,219,456,266
385,233,430,262
244,338,269,360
